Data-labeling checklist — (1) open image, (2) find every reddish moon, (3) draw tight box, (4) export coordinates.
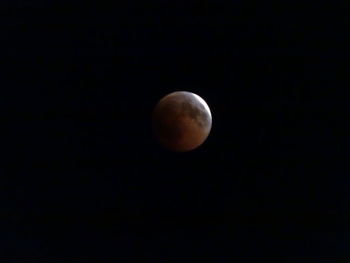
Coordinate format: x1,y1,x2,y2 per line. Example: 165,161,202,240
152,91,212,152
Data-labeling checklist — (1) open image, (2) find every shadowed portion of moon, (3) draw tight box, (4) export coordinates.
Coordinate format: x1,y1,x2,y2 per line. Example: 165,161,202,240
152,91,212,152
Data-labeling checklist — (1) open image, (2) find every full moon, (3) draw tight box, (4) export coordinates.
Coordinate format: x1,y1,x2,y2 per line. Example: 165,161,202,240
152,91,212,152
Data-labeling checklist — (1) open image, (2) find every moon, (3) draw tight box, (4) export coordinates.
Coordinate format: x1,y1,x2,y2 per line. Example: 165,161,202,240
152,91,212,152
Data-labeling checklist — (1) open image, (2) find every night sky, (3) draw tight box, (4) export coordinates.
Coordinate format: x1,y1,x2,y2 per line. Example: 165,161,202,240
2,1,349,262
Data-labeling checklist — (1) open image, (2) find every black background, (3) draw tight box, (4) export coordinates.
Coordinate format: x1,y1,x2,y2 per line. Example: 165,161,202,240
1,1,349,262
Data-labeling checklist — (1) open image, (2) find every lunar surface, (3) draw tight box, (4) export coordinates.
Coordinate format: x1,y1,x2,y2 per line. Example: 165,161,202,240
152,91,212,152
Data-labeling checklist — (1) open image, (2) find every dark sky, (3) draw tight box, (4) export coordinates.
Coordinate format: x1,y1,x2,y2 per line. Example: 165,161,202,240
1,1,349,262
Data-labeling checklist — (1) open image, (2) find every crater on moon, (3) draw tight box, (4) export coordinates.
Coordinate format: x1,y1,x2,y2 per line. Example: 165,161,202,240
180,99,209,128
